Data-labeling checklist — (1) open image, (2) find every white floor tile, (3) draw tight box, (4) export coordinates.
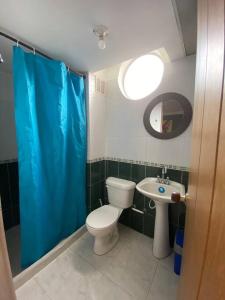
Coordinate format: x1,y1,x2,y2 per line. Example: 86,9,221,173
70,226,157,300
16,279,51,300
100,242,157,298
16,225,179,300
147,265,179,300
34,249,134,300
158,253,174,273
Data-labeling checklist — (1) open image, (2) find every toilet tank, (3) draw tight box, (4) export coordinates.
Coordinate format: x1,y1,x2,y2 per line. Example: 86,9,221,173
106,177,136,209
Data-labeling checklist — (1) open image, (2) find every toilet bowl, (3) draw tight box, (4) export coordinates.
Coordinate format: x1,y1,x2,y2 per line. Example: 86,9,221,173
86,177,136,255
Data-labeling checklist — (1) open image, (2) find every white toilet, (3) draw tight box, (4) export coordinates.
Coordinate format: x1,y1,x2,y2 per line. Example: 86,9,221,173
86,177,136,255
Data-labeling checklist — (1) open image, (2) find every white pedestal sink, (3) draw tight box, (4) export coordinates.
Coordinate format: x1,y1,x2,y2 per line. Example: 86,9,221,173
136,177,185,259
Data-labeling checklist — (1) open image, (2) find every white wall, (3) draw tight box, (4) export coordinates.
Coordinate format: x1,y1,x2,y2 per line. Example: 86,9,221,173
0,70,17,161
87,71,106,161
105,55,196,167
85,55,195,168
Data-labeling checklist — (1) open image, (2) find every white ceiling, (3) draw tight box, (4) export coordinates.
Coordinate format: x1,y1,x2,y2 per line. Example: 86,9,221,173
0,0,185,73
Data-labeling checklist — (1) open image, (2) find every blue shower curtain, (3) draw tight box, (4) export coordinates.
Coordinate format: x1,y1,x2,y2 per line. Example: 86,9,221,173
13,47,87,267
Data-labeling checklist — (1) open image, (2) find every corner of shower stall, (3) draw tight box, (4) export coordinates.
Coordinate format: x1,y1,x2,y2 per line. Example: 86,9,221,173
0,160,22,277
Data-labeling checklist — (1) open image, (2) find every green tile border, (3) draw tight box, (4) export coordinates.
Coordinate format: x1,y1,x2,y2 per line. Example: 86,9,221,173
0,158,18,164
87,157,189,172
87,157,105,163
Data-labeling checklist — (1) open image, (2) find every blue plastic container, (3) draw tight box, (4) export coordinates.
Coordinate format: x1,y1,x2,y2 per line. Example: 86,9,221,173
174,229,184,275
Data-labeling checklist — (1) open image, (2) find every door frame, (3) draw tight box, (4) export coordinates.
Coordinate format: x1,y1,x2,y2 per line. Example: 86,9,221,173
178,0,225,299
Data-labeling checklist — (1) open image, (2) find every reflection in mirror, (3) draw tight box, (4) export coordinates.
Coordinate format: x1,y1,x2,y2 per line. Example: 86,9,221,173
150,100,184,133
144,93,192,139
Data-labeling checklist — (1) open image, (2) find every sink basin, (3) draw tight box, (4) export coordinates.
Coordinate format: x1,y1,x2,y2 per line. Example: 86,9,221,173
136,177,185,259
136,177,185,203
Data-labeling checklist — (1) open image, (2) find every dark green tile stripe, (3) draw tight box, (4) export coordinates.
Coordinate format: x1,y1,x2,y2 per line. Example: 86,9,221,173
119,162,132,180
143,213,155,238
106,160,119,177
87,159,188,246
133,190,145,210
131,164,145,183
86,160,106,216
0,162,20,230
146,166,161,178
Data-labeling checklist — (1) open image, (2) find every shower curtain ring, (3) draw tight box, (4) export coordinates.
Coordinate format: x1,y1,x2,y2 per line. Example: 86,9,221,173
16,40,20,47
67,66,70,72
33,47,36,55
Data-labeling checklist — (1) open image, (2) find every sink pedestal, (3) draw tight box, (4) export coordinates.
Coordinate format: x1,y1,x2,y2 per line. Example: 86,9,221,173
136,177,185,259
153,202,171,259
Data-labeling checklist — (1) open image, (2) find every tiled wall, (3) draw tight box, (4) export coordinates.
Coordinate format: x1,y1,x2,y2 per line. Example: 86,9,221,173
86,160,106,214
0,161,20,230
86,159,188,247
0,157,187,245
87,73,106,161
104,56,196,168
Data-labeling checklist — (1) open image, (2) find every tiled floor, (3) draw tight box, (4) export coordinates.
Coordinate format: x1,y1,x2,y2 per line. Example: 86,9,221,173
16,224,179,300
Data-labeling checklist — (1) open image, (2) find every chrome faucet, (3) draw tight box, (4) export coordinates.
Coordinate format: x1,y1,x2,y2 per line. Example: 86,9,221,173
162,166,167,179
156,166,170,185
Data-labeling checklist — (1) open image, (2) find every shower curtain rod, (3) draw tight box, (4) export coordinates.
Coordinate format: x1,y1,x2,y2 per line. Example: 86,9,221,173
0,31,87,78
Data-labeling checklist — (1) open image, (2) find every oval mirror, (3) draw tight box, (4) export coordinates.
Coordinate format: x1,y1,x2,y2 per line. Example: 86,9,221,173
143,93,192,139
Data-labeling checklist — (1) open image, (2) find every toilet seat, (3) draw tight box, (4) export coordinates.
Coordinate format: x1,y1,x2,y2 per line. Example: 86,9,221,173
86,205,121,229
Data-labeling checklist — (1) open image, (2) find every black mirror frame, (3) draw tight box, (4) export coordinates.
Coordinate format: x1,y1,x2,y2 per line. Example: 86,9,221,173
143,92,193,139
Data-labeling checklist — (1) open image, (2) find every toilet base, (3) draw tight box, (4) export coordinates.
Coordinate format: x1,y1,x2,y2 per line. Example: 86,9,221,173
94,225,119,255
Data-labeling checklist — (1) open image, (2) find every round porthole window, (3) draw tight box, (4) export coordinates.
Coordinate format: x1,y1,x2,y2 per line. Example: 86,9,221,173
118,54,164,100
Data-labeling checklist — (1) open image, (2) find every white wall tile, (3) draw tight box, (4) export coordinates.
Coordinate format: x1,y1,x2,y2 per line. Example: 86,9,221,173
16,279,50,300
106,137,146,161
106,101,146,139
87,73,106,160
104,55,196,167
147,265,179,300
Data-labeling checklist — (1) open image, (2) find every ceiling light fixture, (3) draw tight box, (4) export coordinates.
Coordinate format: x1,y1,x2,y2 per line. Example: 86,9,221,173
93,25,109,50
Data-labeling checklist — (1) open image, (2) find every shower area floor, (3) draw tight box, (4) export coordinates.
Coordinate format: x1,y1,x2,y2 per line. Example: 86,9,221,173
5,225,23,277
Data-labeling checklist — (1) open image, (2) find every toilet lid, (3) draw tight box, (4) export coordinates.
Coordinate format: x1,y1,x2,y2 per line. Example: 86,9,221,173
86,205,120,229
